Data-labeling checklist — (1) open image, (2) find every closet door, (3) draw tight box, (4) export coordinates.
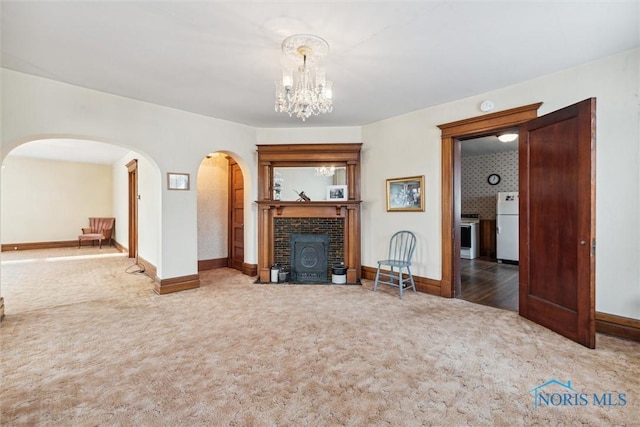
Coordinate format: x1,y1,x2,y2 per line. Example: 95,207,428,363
228,159,244,272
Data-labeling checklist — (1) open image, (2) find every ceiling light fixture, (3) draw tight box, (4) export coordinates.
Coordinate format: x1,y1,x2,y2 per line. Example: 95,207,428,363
315,166,335,177
498,133,518,143
275,34,333,121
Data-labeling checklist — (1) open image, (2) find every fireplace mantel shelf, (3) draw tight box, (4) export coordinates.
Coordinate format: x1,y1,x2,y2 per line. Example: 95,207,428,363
257,200,361,217
256,201,362,207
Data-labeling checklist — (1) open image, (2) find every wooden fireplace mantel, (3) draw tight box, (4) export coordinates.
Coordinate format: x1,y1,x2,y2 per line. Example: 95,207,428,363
256,200,361,217
256,143,362,284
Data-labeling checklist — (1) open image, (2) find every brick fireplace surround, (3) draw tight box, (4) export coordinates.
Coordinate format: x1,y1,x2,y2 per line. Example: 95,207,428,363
256,143,362,284
275,217,344,282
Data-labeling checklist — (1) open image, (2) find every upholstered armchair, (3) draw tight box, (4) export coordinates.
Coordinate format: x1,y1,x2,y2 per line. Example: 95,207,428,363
79,217,115,248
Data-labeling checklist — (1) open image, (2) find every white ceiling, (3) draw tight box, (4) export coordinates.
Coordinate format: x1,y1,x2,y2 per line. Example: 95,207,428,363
2,1,638,161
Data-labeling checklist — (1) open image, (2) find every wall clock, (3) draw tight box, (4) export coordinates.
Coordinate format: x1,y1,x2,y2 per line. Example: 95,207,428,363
487,174,501,185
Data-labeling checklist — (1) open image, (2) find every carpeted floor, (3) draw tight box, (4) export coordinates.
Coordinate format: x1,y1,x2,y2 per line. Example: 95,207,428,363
1,248,639,426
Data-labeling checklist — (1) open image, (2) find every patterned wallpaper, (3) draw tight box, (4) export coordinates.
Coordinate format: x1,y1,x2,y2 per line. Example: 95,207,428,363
461,150,518,219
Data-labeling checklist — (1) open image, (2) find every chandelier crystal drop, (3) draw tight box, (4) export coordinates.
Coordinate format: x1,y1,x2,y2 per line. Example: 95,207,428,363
275,34,333,121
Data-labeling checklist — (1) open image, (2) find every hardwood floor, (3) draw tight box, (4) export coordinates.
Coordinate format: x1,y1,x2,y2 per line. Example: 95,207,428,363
459,257,518,311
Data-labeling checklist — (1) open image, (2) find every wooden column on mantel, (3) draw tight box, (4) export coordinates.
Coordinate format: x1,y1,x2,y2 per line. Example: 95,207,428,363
256,143,363,284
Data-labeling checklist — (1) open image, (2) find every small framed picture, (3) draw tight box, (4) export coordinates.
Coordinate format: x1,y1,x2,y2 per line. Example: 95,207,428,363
327,184,348,201
386,176,424,212
167,172,190,190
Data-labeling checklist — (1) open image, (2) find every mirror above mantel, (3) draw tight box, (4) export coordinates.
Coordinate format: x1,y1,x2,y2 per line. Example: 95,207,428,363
257,143,362,203
274,166,346,201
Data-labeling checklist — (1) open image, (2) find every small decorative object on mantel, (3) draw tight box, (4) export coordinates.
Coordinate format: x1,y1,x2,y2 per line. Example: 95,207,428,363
327,185,347,201
273,172,283,200
293,189,311,202
386,175,425,212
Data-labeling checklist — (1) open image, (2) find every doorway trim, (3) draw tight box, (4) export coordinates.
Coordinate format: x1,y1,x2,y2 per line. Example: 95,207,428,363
125,159,138,259
438,102,542,298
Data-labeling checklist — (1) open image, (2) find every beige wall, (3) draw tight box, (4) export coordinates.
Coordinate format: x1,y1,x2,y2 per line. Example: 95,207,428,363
112,151,161,267
1,48,638,319
1,68,257,280
361,49,639,319
1,156,113,243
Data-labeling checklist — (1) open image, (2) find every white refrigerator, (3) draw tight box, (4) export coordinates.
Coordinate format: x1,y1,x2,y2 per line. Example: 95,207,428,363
496,192,519,263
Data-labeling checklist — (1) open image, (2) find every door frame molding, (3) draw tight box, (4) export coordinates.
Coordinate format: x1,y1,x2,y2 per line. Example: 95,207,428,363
437,103,542,298
125,159,138,259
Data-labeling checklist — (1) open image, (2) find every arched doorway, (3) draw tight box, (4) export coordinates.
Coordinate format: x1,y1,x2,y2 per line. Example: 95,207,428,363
196,152,247,274
0,137,161,312
0,137,160,264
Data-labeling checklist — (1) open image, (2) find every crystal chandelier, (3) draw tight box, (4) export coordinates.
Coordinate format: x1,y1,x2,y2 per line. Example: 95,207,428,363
315,166,335,177
275,34,333,121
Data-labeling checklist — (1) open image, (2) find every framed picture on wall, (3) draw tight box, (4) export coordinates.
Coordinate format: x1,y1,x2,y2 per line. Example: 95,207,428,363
167,172,190,190
327,184,348,201
386,176,424,212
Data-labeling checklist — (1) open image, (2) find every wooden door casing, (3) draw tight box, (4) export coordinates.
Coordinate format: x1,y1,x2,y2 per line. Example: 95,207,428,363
438,103,542,297
125,159,138,259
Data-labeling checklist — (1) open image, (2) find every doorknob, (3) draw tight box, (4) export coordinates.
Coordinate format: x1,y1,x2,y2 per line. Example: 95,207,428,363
580,240,587,245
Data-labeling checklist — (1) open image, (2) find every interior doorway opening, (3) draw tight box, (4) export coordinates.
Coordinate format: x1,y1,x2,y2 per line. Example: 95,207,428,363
196,152,247,274
458,133,519,311
437,102,542,301
442,99,597,348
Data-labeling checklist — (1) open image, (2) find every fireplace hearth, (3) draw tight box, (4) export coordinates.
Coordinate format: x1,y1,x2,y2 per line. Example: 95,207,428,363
290,233,329,283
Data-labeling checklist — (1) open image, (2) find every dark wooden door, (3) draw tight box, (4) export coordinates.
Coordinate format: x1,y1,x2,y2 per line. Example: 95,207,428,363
519,98,596,348
228,159,244,272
